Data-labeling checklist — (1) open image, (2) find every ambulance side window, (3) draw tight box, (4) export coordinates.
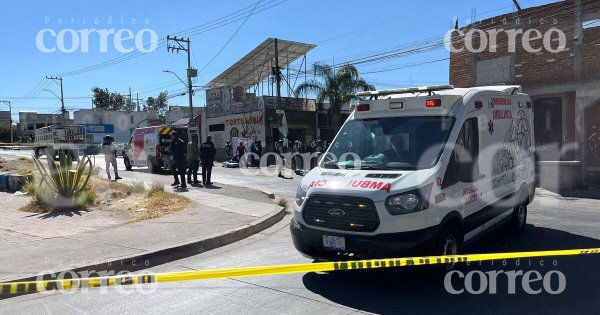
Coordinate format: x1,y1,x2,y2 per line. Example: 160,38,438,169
443,117,479,187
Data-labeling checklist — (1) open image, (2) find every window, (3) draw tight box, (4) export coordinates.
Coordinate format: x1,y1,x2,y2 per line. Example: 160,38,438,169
322,116,455,170
443,117,479,187
209,124,225,132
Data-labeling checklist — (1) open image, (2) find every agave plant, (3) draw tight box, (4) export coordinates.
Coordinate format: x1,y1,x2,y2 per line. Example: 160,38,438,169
32,150,93,199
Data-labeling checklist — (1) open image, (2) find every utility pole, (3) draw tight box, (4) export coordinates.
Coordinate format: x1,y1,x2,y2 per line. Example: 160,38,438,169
46,76,66,126
129,87,133,111
273,38,282,109
512,0,522,12
166,35,197,126
134,93,143,111
0,100,12,143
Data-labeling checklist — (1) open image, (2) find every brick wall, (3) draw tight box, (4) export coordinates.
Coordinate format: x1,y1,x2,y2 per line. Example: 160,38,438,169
449,0,600,87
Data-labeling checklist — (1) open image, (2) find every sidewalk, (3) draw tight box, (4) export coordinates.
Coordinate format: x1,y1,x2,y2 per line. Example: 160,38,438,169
0,182,285,283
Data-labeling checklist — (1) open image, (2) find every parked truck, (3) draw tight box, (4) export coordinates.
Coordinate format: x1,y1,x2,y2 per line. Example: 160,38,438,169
33,125,97,159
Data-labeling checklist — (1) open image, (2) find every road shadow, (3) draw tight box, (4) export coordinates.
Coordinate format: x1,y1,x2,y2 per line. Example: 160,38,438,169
204,185,222,189
302,224,600,314
539,187,600,200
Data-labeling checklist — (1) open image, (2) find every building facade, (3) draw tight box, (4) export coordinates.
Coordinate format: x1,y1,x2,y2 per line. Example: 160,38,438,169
73,109,158,143
449,0,600,189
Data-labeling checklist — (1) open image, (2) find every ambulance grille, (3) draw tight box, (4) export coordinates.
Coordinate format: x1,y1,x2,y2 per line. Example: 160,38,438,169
302,195,379,232
365,173,401,179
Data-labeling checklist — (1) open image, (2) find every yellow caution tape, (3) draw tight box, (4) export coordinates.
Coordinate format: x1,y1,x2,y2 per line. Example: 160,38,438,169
2,248,599,296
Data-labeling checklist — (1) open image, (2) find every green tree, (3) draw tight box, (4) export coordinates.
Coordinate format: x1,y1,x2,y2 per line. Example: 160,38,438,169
156,91,169,116
295,64,374,129
145,91,169,117
92,87,130,111
92,87,111,110
146,96,156,112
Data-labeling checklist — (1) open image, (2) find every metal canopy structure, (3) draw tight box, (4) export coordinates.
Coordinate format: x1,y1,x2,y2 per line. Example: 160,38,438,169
205,38,316,90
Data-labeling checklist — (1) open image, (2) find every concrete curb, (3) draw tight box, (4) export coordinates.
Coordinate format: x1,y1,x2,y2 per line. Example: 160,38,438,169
0,206,286,299
261,190,276,199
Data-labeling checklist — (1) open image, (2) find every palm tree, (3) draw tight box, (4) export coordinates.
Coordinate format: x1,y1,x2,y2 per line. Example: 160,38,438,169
295,63,374,129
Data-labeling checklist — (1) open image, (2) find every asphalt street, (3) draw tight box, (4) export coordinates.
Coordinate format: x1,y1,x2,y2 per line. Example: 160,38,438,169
1,150,599,314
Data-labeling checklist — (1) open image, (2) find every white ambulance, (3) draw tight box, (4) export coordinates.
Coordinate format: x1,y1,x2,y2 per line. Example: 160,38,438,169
291,85,535,260
123,125,194,173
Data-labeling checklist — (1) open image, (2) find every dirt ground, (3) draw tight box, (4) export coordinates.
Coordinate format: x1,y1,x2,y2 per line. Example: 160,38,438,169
3,156,190,222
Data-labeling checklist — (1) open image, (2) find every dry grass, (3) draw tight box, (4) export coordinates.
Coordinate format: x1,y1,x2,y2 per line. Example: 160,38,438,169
0,156,35,173
15,164,191,221
277,197,289,210
133,191,191,221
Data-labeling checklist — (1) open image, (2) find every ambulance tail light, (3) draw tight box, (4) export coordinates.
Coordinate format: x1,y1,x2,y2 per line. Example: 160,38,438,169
475,101,483,109
425,99,442,107
156,144,162,155
356,104,370,112
526,101,532,108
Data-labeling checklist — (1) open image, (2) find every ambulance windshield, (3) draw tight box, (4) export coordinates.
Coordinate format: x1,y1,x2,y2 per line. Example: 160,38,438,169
322,116,455,170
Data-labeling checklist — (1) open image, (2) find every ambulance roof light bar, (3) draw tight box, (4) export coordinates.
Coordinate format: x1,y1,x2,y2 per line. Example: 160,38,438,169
356,85,454,99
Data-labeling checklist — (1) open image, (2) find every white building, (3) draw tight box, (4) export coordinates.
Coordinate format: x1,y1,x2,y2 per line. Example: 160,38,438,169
74,109,158,143
165,106,203,125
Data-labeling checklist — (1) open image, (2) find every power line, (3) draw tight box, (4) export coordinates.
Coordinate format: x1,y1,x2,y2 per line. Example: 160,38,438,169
200,0,264,73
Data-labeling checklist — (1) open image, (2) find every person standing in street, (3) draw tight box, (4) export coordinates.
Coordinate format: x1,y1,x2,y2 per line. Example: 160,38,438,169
170,131,187,189
102,135,122,181
187,134,201,185
236,141,246,163
200,135,217,186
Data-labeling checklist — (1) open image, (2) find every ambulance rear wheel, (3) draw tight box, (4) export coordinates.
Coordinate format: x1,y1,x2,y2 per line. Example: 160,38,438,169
124,157,132,171
510,202,527,233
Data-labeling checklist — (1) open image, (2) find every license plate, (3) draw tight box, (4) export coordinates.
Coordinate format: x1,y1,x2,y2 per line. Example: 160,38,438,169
323,235,345,251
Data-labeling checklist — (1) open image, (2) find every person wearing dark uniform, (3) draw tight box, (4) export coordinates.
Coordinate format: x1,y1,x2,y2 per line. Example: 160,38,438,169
170,131,187,189
187,134,201,185
200,136,217,186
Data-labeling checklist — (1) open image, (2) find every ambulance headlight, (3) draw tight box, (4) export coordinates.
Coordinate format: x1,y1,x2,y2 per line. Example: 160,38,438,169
385,186,431,215
295,185,307,207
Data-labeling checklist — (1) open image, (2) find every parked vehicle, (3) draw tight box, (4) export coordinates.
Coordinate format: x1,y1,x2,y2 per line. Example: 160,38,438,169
114,143,127,157
123,125,189,173
33,125,89,159
291,85,535,261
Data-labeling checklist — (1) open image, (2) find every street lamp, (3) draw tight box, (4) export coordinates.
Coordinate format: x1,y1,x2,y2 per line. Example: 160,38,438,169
0,100,12,143
43,89,61,101
162,70,188,88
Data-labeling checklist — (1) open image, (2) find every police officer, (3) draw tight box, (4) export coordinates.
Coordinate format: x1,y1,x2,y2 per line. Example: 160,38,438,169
102,135,121,181
170,131,187,189
200,135,216,186
187,134,201,185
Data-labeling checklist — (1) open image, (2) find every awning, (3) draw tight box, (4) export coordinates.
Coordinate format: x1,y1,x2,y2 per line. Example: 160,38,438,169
205,38,316,90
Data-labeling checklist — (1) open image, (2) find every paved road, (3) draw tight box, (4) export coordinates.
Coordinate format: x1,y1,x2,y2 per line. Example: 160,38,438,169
2,150,600,314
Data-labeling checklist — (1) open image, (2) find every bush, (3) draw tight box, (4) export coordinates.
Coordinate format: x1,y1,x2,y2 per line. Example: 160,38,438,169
277,197,289,210
129,182,146,194
78,190,97,207
148,181,164,196
31,152,94,210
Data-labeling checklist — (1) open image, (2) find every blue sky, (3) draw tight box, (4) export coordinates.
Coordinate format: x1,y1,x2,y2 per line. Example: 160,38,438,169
0,0,556,122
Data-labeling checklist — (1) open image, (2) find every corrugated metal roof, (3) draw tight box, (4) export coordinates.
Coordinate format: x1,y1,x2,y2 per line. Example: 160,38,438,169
205,38,316,90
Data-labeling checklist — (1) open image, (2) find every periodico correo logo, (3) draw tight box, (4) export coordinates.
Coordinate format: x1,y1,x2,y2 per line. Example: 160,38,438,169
444,26,567,54
444,269,566,295
36,16,158,53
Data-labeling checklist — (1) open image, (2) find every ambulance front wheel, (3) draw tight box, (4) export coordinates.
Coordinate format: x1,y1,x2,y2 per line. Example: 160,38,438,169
432,224,463,270
124,157,132,171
